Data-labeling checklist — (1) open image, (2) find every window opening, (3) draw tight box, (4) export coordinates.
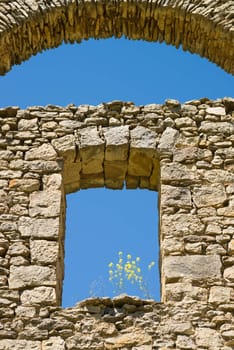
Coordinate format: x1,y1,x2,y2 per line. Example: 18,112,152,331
62,188,160,307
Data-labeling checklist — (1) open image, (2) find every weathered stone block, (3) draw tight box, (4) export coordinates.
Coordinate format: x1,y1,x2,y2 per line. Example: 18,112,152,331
193,184,227,208
0,340,41,350
8,179,40,192
161,213,205,237
29,191,62,217
103,125,129,161
52,135,76,162
209,286,232,303
9,265,56,289
163,255,221,281
42,336,65,350
104,327,152,349
158,127,178,152
195,328,223,348
25,143,57,161
223,266,234,281
21,286,56,305
161,163,198,184
78,126,105,175
128,126,157,177
18,217,60,238
30,240,58,264
161,185,192,209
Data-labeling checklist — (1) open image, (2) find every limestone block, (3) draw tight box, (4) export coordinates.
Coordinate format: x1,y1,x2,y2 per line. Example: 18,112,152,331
206,223,222,235
195,328,223,348
206,244,226,255
30,240,58,264
103,125,129,161
161,185,192,209
15,306,36,318
162,238,184,255
18,217,60,238
165,282,208,302
161,213,205,237
104,327,152,349
0,340,41,350
10,159,62,173
80,173,104,189
43,174,62,190
185,242,202,254
0,170,22,179
63,162,81,191
9,265,56,289
29,190,61,217
21,286,56,305
42,337,65,350
169,322,193,335
0,150,14,160
7,241,29,257
78,126,104,174
132,346,152,350
199,121,234,135
128,126,157,176
95,322,117,336
18,118,38,131
224,266,234,281
163,255,221,281
206,107,226,116
25,143,57,161
158,127,178,152
161,163,198,184
193,184,227,208
197,169,234,184
217,205,234,217
8,179,40,192
176,335,196,349
222,330,234,346
104,161,127,185
52,135,76,162
209,286,232,303
173,147,197,163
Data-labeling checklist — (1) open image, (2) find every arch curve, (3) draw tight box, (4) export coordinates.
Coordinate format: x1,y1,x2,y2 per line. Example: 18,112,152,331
0,0,233,75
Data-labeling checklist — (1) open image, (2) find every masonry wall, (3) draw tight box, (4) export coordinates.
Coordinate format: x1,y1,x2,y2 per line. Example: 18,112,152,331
0,98,233,349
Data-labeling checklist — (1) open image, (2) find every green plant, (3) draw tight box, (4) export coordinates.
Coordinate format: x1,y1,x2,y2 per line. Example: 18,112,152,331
108,251,155,298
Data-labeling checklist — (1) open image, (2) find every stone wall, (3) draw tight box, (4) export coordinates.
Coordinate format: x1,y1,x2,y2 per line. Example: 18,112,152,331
0,0,234,75
0,98,233,349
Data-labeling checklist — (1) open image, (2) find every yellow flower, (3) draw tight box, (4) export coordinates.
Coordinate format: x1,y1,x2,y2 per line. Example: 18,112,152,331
127,254,131,260
136,257,140,262
108,262,113,267
118,251,123,255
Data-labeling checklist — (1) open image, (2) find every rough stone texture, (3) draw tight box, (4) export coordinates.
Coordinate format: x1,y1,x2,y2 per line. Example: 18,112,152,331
0,99,233,349
0,1,233,76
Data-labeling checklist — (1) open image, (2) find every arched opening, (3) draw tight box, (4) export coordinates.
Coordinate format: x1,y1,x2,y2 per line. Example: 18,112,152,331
0,1,233,75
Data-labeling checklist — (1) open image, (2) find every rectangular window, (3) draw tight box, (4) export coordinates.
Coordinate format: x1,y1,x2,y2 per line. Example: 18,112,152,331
62,188,160,307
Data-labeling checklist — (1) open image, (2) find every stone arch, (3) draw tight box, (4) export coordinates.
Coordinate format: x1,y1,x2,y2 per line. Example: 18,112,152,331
0,0,233,76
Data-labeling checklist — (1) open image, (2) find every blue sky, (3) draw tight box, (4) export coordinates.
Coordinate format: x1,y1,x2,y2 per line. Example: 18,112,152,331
0,38,233,306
